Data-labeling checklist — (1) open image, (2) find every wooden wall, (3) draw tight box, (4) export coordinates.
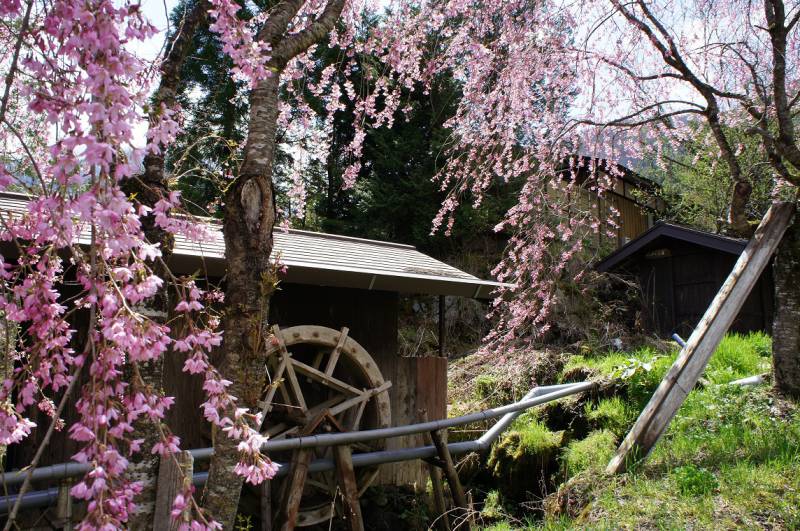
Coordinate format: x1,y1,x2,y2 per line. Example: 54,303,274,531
630,241,774,336
372,355,447,487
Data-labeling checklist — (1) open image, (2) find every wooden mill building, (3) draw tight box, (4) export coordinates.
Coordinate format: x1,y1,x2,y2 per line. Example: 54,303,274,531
558,157,666,249
0,191,500,496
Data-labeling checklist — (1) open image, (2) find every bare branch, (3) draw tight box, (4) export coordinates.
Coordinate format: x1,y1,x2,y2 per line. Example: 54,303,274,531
273,0,347,61
578,102,705,128
0,0,34,125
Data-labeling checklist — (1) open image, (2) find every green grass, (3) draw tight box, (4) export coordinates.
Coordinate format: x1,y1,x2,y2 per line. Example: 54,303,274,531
585,397,635,437
480,332,799,530
562,430,617,477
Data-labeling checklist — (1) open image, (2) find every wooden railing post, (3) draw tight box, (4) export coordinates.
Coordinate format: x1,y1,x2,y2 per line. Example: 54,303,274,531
154,451,193,531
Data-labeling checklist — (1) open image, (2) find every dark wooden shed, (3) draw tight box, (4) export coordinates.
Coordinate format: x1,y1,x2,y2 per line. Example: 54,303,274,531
595,222,774,337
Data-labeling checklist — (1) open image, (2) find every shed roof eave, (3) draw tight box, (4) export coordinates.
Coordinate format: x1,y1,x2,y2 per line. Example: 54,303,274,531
595,222,748,272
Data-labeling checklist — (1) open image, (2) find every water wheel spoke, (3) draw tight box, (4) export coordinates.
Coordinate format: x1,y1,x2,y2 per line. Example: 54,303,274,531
324,326,349,376
272,325,308,412
283,357,308,412
262,325,392,528
311,348,326,371
260,356,288,418
304,395,346,420
305,478,331,492
329,381,392,419
290,358,362,396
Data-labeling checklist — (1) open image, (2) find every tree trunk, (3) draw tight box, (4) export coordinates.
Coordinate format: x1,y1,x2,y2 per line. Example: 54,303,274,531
773,213,800,398
202,70,282,526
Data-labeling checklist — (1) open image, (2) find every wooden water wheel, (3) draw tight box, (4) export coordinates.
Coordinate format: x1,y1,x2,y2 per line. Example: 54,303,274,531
260,325,392,527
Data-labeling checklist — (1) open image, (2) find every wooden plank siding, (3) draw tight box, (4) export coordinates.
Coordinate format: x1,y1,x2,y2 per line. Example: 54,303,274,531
596,224,775,337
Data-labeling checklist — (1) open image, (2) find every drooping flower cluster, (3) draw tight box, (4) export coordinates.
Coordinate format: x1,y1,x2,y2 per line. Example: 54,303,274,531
0,0,279,527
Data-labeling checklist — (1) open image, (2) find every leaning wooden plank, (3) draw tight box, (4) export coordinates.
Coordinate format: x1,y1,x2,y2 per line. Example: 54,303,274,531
153,451,193,531
607,201,795,474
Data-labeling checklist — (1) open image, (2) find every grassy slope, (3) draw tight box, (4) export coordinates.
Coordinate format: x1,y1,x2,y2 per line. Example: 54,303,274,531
466,333,800,530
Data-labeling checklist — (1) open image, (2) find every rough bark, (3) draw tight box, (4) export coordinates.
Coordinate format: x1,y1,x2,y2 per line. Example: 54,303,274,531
728,180,754,237
201,69,282,526
202,1,347,526
773,212,800,398
124,2,209,528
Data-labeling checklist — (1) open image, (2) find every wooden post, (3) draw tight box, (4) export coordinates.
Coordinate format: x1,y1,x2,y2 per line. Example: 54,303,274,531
276,411,337,530
261,480,272,531
428,464,451,531
438,295,446,357
429,429,470,525
54,480,73,531
333,445,365,531
277,449,314,531
153,451,193,531
607,202,795,474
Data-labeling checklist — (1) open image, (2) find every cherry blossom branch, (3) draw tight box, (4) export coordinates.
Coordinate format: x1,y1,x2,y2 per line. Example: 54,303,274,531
3,364,82,530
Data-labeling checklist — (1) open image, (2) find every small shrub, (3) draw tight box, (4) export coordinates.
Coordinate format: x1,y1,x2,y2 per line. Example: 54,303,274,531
475,374,499,401
673,465,718,496
481,490,505,520
585,397,634,436
562,430,617,477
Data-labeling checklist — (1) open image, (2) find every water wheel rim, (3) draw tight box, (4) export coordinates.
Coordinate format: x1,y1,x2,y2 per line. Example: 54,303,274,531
263,325,391,527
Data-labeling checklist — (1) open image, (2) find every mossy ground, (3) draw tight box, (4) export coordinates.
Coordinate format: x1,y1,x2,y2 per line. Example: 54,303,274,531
453,332,800,530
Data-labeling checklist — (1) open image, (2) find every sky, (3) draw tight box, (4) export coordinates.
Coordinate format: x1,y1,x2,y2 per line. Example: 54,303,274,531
135,0,180,61
128,0,179,146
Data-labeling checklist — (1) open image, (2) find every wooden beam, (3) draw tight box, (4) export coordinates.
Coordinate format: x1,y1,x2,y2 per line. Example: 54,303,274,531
276,449,313,531
276,412,330,530
438,295,445,357
333,445,365,531
429,429,470,523
153,451,193,531
324,326,349,376
54,480,73,531
607,202,795,474
428,465,451,531
271,325,308,412
261,480,272,531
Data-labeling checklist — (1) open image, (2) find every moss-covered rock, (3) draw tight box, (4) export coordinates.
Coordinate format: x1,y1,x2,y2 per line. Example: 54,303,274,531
584,397,635,437
487,419,564,501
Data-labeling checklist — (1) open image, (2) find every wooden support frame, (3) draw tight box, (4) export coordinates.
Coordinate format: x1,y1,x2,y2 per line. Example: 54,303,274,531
607,202,795,474
429,429,471,529
333,445,364,531
428,465,451,531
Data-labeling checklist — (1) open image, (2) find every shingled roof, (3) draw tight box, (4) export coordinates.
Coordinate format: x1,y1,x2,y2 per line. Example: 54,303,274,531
0,192,501,298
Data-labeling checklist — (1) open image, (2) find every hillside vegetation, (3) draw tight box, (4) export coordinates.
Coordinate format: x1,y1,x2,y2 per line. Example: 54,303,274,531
448,333,800,530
